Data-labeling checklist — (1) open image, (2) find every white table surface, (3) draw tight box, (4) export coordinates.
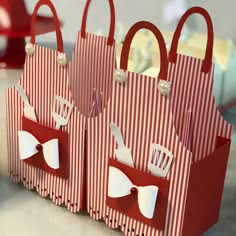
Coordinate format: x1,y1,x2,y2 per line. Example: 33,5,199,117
0,176,223,236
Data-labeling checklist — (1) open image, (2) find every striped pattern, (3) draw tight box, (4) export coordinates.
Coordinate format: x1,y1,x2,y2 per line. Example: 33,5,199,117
183,110,192,150
168,54,233,162
87,71,192,236
6,44,86,212
69,32,116,117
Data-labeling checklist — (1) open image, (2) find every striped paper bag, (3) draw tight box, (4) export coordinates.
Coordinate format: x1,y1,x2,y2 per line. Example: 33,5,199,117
167,7,232,235
87,21,193,236
6,0,86,212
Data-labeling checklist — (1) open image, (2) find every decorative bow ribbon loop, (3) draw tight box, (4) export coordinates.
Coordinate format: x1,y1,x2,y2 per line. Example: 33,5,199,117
108,166,158,219
18,131,59,169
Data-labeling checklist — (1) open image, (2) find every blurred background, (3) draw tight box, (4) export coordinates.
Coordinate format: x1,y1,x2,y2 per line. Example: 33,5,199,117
23,0,236,41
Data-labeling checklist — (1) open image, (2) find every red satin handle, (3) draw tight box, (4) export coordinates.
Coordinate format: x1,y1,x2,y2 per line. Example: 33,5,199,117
81,0,115,46
169,6,214,73
30,0,63,52
120,21,168,81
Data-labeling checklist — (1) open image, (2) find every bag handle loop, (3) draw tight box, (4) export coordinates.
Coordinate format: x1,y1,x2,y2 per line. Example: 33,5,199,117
30,0,63,52
81,0,115,46
120,21,168,81
169,6,214,73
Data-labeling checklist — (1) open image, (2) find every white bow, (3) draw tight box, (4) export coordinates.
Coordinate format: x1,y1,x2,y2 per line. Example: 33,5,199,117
18,131,60,169
108,166,158,219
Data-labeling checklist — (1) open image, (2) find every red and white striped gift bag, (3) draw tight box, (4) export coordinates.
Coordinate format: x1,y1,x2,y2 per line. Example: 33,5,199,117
87,21,192,236
168,7,233,162
69,0,116,117
6,0,86,212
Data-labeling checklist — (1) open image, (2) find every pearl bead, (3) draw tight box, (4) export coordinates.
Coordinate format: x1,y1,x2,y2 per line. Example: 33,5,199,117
57,53,67,66
157,80,171,96
36,144,43,152
25,43,34,56
114,69,127,83
130,187,138,195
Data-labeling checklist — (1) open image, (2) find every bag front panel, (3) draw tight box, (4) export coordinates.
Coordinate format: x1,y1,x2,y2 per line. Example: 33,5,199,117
168,54,233,162
87,71,192,236
6,44,86,212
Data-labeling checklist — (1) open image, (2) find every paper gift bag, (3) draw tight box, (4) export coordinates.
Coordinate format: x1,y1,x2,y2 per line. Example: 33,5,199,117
6,0,86,212
168,7,233,161
166,7,232,235
87,21,193,236
69,0,116,117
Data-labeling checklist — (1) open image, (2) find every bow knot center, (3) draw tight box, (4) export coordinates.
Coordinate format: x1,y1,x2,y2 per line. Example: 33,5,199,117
36,144,43,152
130,187,138,196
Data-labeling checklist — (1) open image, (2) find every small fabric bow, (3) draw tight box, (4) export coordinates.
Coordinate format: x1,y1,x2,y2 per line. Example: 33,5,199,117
108,166,158,219
18,131,59,169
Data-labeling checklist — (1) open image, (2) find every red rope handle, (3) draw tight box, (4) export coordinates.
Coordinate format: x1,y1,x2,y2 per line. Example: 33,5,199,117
120,21,168,81
30,0,63,52
81,0,115,46
169,6,214,73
